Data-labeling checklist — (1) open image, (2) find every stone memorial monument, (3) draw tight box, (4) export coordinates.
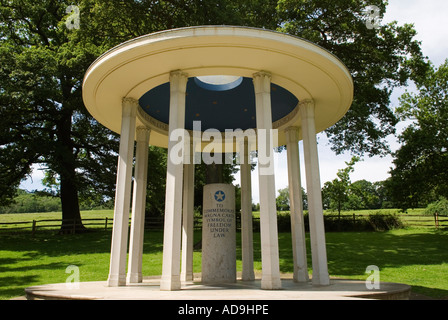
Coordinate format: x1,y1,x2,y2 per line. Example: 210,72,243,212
201,184,236,284
82,26,354,291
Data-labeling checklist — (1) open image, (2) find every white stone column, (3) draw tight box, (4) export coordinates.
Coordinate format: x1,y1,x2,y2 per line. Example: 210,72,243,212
285,126,309,283
181,140,195,282
160,70,189,291
253,71,281,290
127,126,151,284
107,97,138,287
300,99,330,286
240,139,255,281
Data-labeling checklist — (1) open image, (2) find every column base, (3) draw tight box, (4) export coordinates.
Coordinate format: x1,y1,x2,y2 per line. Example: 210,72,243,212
107,274,127,287
180,273,193,282
293,267,310,283
126,272,142,284
312,272,330,286
261,275,282,290
242,270,255,281
160,276,181,291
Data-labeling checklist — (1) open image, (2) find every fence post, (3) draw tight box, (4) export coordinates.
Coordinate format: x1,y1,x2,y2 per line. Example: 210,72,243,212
32,220,37,236
353,213,356,227
435,211,439,229
105,217,108,231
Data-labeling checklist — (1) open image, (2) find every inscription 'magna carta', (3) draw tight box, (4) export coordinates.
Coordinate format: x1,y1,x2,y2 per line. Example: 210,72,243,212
203,210,234,238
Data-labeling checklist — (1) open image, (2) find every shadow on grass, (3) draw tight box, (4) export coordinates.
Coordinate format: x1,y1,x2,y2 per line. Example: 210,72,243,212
0,229,165,299
410,286,448,299
275,230,448,299
0,261,70,274
0,276,38,298
0,229,164,257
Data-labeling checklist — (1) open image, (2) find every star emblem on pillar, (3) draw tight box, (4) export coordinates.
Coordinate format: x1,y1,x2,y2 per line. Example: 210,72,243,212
214,190,225,202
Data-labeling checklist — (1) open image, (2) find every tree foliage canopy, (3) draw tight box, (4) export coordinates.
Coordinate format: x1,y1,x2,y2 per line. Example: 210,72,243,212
277,0,429,156
0,1,121,232
0,0,429,227
388,60,448,210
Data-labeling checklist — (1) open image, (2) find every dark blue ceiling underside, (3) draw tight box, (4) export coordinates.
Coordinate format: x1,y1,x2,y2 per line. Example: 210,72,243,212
139,77,298,132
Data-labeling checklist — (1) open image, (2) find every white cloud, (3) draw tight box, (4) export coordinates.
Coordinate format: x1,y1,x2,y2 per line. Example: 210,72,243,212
19,164,46,191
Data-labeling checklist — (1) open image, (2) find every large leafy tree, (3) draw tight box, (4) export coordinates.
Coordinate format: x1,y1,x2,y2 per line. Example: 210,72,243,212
0,0,275,232
388,60,448,210
0,0,120,232
276,0,429,156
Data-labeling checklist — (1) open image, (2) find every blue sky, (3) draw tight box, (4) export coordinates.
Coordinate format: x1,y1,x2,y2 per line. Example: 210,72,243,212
20,1,448,204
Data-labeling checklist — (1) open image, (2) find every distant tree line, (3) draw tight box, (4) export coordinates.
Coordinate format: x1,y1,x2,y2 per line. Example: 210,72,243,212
274,178,393,216
0,189,61,214
0,189,114,214
273,152,443,216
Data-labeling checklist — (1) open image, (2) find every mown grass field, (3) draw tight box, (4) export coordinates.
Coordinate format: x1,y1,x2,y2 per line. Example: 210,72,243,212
1,209,447,300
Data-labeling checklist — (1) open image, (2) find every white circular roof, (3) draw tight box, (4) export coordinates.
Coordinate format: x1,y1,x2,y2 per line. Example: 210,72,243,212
82,26,353,149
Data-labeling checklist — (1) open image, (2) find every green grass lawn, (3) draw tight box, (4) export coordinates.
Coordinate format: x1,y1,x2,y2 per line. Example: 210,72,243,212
1,210,447,300
322,228,448,298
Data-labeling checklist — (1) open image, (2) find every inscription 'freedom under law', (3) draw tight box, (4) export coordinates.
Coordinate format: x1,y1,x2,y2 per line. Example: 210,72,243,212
203,209,234,238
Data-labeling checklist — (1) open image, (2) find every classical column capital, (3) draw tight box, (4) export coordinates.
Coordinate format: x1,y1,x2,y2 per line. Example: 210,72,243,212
253,70,272,79
299,99,314,107
299,99,315,119
121,97,139,118
252,71,272,93
284,126,300,143
122,97,139,107
170,69,189,78
135,126,151,142
136,125,150,131
169,70,189,92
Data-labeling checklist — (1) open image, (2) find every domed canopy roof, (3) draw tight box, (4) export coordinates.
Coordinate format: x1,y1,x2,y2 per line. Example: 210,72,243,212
82,26,353,149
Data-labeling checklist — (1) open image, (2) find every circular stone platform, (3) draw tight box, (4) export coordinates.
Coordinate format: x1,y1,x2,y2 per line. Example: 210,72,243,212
25,275,411,300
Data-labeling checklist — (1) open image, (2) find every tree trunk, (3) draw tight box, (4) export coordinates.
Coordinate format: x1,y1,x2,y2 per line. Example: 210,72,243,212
206,152,224,184
56,111,86,234
206,162,224,184
59,171,86,234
